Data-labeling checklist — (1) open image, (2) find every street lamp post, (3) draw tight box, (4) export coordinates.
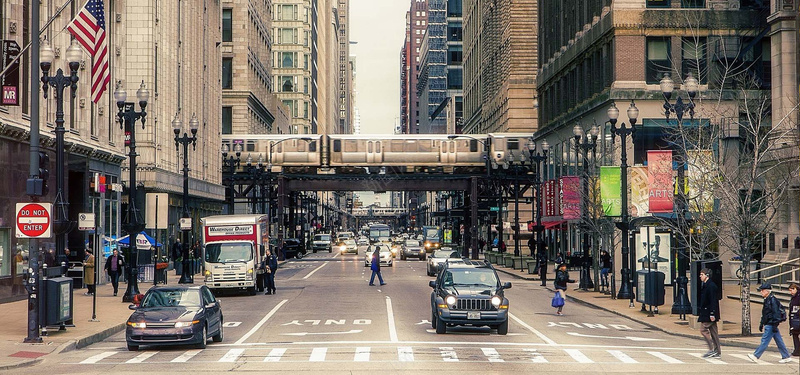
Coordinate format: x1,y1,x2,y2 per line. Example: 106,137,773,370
221,143,243,213
40,39,82,268
574,123,599,290
173,113,199,284
660,72,698,316
526,139,549,261
608,101,639,306
116,80,150,303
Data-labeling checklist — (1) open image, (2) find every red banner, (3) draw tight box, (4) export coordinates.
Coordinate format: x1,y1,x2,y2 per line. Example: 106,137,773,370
648,150,674,213
544,180,555,217
561,176,580,220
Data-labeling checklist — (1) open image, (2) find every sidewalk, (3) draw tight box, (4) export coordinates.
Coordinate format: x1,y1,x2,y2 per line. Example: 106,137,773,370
495,264,767,350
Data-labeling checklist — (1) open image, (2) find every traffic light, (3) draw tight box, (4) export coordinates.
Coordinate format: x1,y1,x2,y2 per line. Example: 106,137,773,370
38,151,50,196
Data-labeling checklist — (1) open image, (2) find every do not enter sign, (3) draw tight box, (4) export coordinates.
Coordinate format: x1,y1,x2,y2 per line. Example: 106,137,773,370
16,202,52,238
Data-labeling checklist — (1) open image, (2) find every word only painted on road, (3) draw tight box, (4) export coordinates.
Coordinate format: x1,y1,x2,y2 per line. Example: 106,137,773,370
282,319,372,326
547,322,633,330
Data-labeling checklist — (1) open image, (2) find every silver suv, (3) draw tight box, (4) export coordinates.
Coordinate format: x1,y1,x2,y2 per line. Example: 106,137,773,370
311,234,332,253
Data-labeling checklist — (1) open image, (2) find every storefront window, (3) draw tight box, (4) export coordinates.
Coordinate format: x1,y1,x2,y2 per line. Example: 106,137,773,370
0,229,10,277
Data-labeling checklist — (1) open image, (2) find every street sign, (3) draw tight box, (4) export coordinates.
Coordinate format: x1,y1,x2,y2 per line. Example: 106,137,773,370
78,213,96,231
179,217,192,231
16,203,52,238
2,40,21,106
490,206,500,212
135,233,151,250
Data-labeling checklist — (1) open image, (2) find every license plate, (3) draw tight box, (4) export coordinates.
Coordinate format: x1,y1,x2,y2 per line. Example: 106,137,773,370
467,311,481,320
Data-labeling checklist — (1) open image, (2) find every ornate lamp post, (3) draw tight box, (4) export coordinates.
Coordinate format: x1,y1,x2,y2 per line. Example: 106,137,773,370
660,72,698,316
574,123,599,290
221,143,243,212
608,101,638,306
173,113,199,284
117,80,150,303
40,39,82,267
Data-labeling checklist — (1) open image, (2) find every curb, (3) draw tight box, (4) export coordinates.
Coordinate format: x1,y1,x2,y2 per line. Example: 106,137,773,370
0,357,43,372
495,267,758,350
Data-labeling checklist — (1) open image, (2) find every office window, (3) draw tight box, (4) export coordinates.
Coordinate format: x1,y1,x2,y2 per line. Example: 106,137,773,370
416,38,420,44
222,9,232,42
280,76,295,92
646,37,671,84
278,28,297,44
222,58,233,88
281,52,295,68
222,107,232,134
304,77,309,94
304,101,309,119
448,22,462,42
283,100,296,118
421,21,426,26
682,37,706,83
447,68,463,89
447,0,462,16
304,54,309,70
416,20,420,26
278,4,296,20
448,45,463,64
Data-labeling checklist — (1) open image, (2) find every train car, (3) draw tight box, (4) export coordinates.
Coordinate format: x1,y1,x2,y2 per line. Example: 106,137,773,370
221,134,322,172
488,133,536,168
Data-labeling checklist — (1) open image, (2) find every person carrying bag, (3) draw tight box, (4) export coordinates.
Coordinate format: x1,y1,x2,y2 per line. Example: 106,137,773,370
553,263,574,316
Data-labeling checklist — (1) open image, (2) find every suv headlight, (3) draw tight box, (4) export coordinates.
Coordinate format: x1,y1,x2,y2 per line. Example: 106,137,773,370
491,296,502,307
445,295,457,306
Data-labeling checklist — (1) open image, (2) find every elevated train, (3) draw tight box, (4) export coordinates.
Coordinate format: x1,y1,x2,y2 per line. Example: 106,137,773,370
221,133,536,174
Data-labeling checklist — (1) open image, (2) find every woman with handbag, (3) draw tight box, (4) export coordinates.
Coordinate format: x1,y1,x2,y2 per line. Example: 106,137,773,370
789,283,800,356
553,263,574,315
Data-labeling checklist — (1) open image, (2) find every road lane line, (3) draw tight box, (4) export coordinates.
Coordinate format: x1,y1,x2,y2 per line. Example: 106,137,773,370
688,352,727,364
607,350,637,363
171,350,202,363
729,353,771,365
481,348,504,362
354,347,370,362
386,296,398,342
303,263,327,279
235,299,288,345
309,347,327,362
80,351,117,364
564,349,593,363
508,313,557,345
263,348,286,362
646,351,683,364
125,351,158,364
219,348,245,362
522,349,548,363
440,347,458,362
398,347,414,361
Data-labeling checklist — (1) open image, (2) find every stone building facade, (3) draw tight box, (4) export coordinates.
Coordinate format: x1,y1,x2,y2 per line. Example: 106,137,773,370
400,0,428,134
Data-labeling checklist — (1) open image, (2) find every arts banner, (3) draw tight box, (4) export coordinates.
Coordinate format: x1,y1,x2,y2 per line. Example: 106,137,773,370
647,150,674,213
561,176,580,220
630,166,649,217
687,150,715,213
599,167,621,217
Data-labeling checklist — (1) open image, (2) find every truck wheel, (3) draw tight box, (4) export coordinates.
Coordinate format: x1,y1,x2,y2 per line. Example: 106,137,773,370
296,252,303,259
247,287,256,296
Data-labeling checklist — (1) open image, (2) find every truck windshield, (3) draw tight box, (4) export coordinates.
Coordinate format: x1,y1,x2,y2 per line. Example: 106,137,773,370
205,243,253,263
425,228,440,240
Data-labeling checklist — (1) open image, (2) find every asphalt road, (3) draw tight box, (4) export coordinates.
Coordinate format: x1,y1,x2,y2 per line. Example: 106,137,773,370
24,248,800,374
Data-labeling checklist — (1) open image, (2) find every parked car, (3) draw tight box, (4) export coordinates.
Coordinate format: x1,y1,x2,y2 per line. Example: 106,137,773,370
281,238,306,259
336,239,358,254
400,239,426,260
311,234,333,253
364,244,393,267
126,285,223,351
426,249,462,276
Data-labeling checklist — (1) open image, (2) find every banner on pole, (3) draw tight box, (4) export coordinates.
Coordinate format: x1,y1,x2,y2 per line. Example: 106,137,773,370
599,166,621,217
687,150,715,213
647,150,674,213
630,166,649,217
561,176,580,220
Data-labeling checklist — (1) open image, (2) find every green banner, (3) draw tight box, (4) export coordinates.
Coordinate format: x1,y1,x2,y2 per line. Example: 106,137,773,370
600,166,622,217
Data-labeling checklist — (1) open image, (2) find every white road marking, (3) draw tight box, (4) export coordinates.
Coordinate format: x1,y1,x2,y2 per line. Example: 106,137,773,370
564,349,593,363
263,348,286,362
386,296,398,342
80,351,117,364
607,350,638,363
332,252,340,258
219,348,244,362
481,348,504,362
171,349,202,363
354,347,370,362
235,299,288,345
222,321,242,327
440,347,458,362
398,346,414,361
281,330,363,336
215,340,712,351
309,347,327,362
688,352,727,364
646,351,683,364
509,313,557,345
522,349,548,363
303,263,327,279
567,332,663,341
126,351,158,364
729,353,771,365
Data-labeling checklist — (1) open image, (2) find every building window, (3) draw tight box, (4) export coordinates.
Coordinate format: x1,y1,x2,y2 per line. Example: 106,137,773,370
416,38,420,44
281,52,295,68
304,54,309,70
421,11,426,16
646,37,671,84
304,101,309,119
222,57,233,89
280,76,295,92
416,20,420,26
222,107,232,134
681,0,705,7
279,28,297,44
304,77,309,94
447,0,463,17
222,8,232,42
447,68,463,89
421,21,426,26
646,0,670,7
447,22,462,41
278,4,296,20
283,100,296,118
448,45,463,64
681,37,706,83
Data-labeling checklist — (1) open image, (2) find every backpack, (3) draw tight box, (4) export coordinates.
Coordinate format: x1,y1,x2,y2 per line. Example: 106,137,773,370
778,300,788,323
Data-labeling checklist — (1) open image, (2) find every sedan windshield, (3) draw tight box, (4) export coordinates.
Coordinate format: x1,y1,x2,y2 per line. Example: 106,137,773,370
141,289,202,308
205,243,253,263
432,250,460,259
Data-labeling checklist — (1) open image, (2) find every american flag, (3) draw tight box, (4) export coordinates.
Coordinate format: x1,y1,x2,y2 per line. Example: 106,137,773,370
66,0,109,104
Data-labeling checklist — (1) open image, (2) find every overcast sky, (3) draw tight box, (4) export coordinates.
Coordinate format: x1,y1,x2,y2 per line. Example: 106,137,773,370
349,0,408,135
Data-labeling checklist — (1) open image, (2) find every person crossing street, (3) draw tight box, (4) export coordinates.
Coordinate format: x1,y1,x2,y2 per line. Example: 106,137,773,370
368,247,385,286
697,268,721,358
748,282,793,363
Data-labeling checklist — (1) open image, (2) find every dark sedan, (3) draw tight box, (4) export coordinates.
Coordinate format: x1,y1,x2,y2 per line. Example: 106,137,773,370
282,238,306,259
400,239,426,260
126,285,223,351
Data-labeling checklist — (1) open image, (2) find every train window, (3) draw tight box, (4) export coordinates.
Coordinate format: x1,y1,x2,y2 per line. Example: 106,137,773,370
507,139,520,150
309,141,316,152
469,139,478,152
296,142,306,152
333,139,341,152
246,141,256,152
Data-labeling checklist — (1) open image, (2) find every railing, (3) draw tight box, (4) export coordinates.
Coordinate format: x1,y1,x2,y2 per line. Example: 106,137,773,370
749,257,800,287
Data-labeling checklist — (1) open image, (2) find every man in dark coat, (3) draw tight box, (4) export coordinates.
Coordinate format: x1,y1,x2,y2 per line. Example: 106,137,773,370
537,249,548,287
698,268,721,358
104,249,125,296
748,282,792,363
264,249,278,295
171,238,182,262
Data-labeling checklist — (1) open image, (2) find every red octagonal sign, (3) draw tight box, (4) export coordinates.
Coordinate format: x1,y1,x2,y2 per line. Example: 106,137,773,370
16,203,52,238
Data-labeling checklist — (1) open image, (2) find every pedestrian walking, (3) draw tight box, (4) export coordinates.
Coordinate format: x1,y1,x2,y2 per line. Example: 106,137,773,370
264,249,278,295
537,250,548,287
368,247,385,286
553,263,574,315
171,238,182,263
599,250,612,293
104,249,125,296
697,268,721,358
83,249,95,296
748,282,793,363
788,282,800,356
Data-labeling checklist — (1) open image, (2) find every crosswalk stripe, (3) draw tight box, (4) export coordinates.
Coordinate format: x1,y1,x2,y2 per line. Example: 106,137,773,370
126,351,158,364
481,348,504,362
607,350,637,364
688,352,727,364
309,347,327,362
440,347,458,362
263,348,286,362
564,349,593,363
398,347,414,362
80,351,117,364
354,347,370,362
646,351,683,364
219,348,245,363
171,350,202,363
522,349,548,363
729,353,771,365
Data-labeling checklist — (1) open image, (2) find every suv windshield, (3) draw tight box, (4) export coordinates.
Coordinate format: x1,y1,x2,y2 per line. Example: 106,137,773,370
314,234,331,242
205,243,253,263
442,268,498,288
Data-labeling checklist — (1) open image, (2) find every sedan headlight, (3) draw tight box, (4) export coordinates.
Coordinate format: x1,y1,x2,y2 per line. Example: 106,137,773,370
445,295,457,306
174,320,200,328
127,322,147,328
491,296,502,307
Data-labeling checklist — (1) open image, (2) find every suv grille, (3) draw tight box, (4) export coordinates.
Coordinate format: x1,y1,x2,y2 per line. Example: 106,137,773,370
456,298,494,311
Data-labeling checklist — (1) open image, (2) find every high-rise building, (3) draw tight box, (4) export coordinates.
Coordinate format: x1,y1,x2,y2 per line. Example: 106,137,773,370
400,0,428,134
337,0,352,134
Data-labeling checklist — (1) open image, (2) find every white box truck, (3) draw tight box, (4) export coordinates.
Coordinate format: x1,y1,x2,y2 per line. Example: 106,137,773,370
201,214,268,295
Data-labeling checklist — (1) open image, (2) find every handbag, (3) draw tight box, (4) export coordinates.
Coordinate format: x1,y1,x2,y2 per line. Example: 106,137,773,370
551,291,565,308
